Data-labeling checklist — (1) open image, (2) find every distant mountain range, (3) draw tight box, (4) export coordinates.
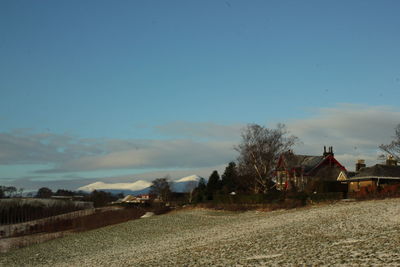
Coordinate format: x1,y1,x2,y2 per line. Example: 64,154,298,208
77,175,203,195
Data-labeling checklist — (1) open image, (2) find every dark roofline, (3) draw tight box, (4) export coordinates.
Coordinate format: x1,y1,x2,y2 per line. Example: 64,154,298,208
276,153,322,168
276,150,347,174
305,154,347,175
355,164,400,178
343,176,400,183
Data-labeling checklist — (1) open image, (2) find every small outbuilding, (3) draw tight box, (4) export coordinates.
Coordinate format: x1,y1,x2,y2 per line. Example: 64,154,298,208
345,157,400,193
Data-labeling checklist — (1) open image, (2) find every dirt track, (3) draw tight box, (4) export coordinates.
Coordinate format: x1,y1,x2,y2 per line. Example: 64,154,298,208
1,198,400,266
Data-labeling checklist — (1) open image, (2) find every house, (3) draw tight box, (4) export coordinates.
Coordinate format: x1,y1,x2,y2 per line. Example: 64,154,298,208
274,146,347,192
121,195,139,203
118,194,150,204
137,194,150,200
345,155,400,193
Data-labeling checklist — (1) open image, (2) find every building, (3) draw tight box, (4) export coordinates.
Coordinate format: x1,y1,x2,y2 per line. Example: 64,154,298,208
137,194,150,200
345,156,400,193
275,146,347,192
118,194,150,204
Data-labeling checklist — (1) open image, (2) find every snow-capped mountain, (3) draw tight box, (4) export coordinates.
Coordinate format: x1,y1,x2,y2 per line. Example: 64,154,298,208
172,175,202,192
78,180,152,192
77,175,204,195
175,175,201,183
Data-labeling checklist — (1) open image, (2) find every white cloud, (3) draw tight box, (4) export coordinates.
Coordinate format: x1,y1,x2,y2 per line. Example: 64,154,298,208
154,121,244,140
36,139,236,173
0,130,93,164
1,104,399,176
286,104,400,170
0,128,238,174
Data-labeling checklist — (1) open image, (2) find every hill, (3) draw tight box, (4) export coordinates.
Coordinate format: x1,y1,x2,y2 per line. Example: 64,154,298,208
2,198,400,266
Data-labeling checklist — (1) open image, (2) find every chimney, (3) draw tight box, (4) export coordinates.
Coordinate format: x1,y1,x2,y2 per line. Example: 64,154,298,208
356,159,366,172
323,146,334,157
386,155,398,166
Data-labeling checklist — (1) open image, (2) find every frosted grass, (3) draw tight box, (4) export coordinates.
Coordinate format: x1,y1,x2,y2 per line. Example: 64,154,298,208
1,199,400,266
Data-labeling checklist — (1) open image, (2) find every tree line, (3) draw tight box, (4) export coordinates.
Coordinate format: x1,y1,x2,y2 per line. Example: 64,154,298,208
187,122,400,203
0,186,120,208
2,122,399,206
0,186,24,198
148,123,298,203
191,123,298,201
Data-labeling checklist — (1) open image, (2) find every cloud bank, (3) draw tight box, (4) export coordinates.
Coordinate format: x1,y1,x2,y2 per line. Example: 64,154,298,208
287,104,400,169
36,139,236,173
154,121,244,140
0,104,399,183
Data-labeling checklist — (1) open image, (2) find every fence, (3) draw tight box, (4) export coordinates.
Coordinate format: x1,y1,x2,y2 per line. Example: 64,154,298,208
0,198,93,225
0,208,96,238
0,206,146,252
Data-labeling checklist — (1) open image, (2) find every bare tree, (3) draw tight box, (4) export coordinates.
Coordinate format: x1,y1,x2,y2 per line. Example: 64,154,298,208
149,177,171,202
185,181,198,203
236,123,298,193
4,186,17,198
18,188,24,198
36,187,53,198
380,124,400,160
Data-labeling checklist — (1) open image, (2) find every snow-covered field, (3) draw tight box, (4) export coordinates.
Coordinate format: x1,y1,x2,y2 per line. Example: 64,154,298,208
2,198,400,266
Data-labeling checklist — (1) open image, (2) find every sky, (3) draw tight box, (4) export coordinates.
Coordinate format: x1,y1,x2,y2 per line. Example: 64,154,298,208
1,0,400,191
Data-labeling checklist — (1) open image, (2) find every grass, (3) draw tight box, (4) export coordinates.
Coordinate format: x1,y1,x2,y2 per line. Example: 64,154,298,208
2,198,400,266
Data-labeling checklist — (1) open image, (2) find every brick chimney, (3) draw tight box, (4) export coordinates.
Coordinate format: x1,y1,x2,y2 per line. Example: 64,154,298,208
329,146,334,156
323,146,334,157
386,155,398,166
355,159,366,172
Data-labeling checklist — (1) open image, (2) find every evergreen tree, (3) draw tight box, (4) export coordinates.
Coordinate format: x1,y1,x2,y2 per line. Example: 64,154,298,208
193,177,207,203
221,162,238,193
206,170,221,200
197,177,206,191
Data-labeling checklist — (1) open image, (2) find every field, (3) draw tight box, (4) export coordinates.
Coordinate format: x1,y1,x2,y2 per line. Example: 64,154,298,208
1,198,400,266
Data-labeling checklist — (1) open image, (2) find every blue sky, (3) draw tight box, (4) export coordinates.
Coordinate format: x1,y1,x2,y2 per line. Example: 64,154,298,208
1,1,400,191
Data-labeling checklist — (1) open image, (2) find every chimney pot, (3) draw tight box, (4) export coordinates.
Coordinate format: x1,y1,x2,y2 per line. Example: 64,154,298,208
356,159,366,172
386,155,398,166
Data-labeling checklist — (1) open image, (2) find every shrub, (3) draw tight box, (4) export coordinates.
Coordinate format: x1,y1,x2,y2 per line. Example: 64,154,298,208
353,183,400,200
309,192,343,202
212,192,286,205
